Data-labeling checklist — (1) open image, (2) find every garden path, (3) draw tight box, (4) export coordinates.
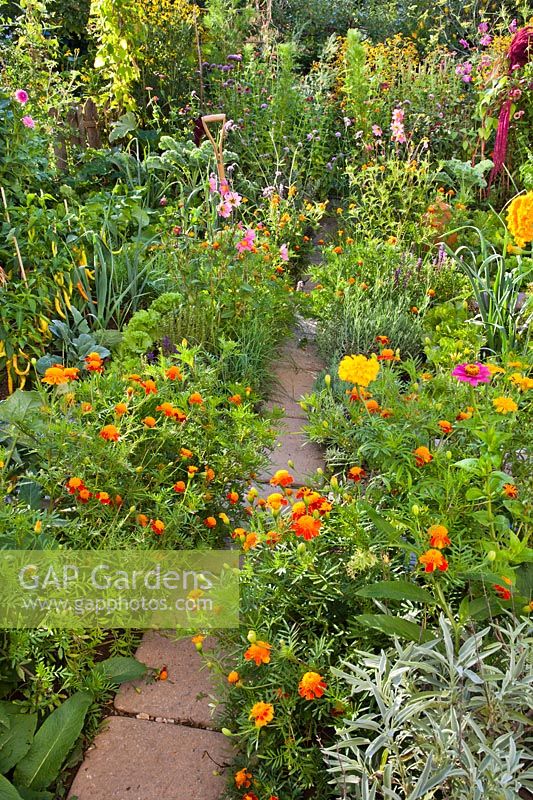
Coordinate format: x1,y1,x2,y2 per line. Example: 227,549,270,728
68,243,327,800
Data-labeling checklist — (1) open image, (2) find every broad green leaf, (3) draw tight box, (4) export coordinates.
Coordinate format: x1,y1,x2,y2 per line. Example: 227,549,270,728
360,503,401,541
0,391,42,427
356,581,436,605
109,112,138,143
94,656,147,685
17,790,53,800
355,614,434,642
0,705,37,772
0,775,24,800
14,692,92,790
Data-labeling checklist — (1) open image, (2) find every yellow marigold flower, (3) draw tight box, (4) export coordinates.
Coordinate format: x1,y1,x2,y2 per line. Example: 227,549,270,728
493,396,518,414
249,701,274,727
486,364,505,375
338,354,380,387
508,373,533,391
506,192,533,248
42,365,68,385
298,671,327,700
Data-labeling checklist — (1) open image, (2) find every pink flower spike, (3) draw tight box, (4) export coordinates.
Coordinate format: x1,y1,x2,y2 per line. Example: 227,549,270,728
451,362,491,386
279,244,289,262
22,115,35,128
14,89,29,104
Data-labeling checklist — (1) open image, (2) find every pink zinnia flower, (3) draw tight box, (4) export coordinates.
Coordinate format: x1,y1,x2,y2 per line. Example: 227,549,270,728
279,243,289,262
22,115,35,128
14,89,28,104
451,362,491,386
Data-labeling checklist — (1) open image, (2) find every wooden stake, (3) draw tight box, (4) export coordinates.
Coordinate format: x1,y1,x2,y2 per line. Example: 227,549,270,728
0,186,28,288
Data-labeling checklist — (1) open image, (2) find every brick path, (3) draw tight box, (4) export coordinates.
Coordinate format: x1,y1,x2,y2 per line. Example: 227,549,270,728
69,272,326,800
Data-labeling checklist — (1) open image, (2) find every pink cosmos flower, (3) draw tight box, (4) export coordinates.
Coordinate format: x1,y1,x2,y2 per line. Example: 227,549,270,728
22,115,35,128
14,89,29,104
224,191,242,208
217,200,233,218
279,244,289,262
208,174,218,193
480,34,492,46
451,362,491,386
371,125,382,137
478,22,489,33
236,228,256,253
390,108,406,144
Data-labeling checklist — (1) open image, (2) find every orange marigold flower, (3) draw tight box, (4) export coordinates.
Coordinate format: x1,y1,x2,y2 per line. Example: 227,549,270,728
348,386,371,402
204,516,217,528
128,373,142,382
365,399,381,413
227,491,239,504
227,670,240,684
63,367,80,380
235,769,252,789
173,481,186,493
267,492,288,510
42,365,68,385
348,466,366,482
243,793,259,800
493,583,512,601
137,514,149,527
270,469,294,487
298,671,327,700
114,494,123,506
414,446,432,466
381,408,393,418
180,447,193,458
165,366,183,380
333,245,343,254
151,519,165,535
142,379,158,395
376,335,390,345
266,530,282,546
81,402,92,413
77,488,92,503
66,476,84,494
456,409,472,421
187,465,199,476
115,402,128,416
99,424,120,442
156,402,176,417
503,483,518,498
419,549,448,573
95,491,111,505
143,416,157,428
188,392,203,405
191,634,205,645
204,467,215,482
493,396,518,414
85,353,104,372
243,532,259,551
411,306,419,314
377,348,399,362
438,420,453,434
229,394,242,405
249,701,274,728
428,524,450,549
427,288,435,297
244,641,272,666
292,514,321,540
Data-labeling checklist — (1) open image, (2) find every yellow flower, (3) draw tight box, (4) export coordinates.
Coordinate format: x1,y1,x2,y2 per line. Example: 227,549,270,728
249,701,274,728
493,396,518,414
486,364,505,375
508,373,533,391
338,355,380,387
506,192,533,248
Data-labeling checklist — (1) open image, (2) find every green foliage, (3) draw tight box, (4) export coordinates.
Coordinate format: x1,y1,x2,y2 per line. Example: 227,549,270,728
325,617,533,799
343,30,368,133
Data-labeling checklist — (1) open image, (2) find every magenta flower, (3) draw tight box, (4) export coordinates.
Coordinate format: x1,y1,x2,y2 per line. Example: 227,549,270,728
14,89,29,104
480,34,492,46
22,115,35,128
451,362,491,386
208,174,218,193
478,22,489,33
236,228,256,253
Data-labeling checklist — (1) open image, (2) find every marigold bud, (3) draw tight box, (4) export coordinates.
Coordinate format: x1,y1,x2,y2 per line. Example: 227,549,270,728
324,374,331,388
247,630,257,643
412,504,420,516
